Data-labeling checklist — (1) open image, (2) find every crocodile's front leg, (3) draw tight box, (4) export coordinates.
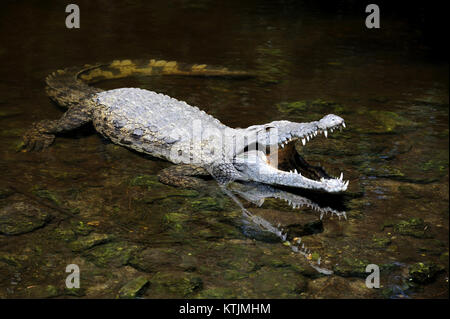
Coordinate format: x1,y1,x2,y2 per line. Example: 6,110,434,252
158,164,211,188
23,104,92,151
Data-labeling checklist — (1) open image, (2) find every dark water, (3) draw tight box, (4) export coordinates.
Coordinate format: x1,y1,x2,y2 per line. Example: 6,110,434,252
0,0,448,298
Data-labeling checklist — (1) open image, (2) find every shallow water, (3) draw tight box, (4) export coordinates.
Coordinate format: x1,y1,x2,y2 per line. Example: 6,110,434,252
0,0,448,298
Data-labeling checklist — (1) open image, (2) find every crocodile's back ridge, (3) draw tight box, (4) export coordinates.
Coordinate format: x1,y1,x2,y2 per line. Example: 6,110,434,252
95,88,225,130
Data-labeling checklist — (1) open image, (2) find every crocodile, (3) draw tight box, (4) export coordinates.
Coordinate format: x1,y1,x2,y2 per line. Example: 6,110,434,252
23,58,349,193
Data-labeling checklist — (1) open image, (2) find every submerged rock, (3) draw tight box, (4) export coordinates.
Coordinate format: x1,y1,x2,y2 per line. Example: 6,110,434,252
372,235,392,248
307,276,379,298
71,220,95,236
147,272,203,298
162,212,190,232
24,285,60,298
366,110,417,134
118,276,149,299
84,242,139,268
394,218,430,238
248,267,308,297
190,196,226,211
333,257,369,278
408,262,444,283
31,188,62,206
0,201,51,235
129,247,182,272
131,174,199,203
0,252,29,268
70,233,113,252
53,227,77,243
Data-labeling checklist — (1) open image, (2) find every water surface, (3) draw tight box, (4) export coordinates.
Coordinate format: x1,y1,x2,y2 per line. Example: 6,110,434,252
0,0,448,298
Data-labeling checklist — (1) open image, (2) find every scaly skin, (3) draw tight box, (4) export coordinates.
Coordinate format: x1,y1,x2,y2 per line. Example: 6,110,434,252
23,58,349,193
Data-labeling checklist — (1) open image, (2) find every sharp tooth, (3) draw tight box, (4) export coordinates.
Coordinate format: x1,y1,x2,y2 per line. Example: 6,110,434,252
342,122,346,128
294,169,298,174
281,143,284,148
331,128,334,133
302,138,306,145
306,135,309,141
339,172,343,181
324,130,328,138
344,180,349,187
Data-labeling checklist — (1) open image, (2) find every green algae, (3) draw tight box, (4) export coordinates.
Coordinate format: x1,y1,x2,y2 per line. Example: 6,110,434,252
84,242,139,268
163,212,190,232
371,235,392,248
0,253,28,267
130,174,161,188
394,218,430,238
118,276,149,299
71,220,95,236
31,188,62,206
0,202,51,235
366,110,418,134
421,158,448,173
24,285,60,298
409,262,444,283
190,196,226,211
148,272,203,297
64,287,86,297
53,227,77,243
333,257,369,278
70,233,113,252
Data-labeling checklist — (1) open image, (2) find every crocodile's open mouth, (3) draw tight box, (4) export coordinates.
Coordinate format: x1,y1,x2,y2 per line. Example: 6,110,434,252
233,114,348,192
264,122,348,192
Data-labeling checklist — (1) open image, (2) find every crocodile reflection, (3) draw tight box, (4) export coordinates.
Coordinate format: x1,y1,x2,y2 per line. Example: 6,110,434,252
224,182,347,275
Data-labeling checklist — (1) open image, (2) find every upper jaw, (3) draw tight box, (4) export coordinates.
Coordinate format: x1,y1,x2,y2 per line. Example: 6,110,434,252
277,114,346,148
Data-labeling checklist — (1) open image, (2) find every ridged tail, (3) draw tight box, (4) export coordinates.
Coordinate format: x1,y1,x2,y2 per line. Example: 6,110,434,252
45,59,252,109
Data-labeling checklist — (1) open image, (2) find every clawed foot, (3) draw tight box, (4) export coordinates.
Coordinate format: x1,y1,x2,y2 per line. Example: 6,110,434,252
21,121,55,152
